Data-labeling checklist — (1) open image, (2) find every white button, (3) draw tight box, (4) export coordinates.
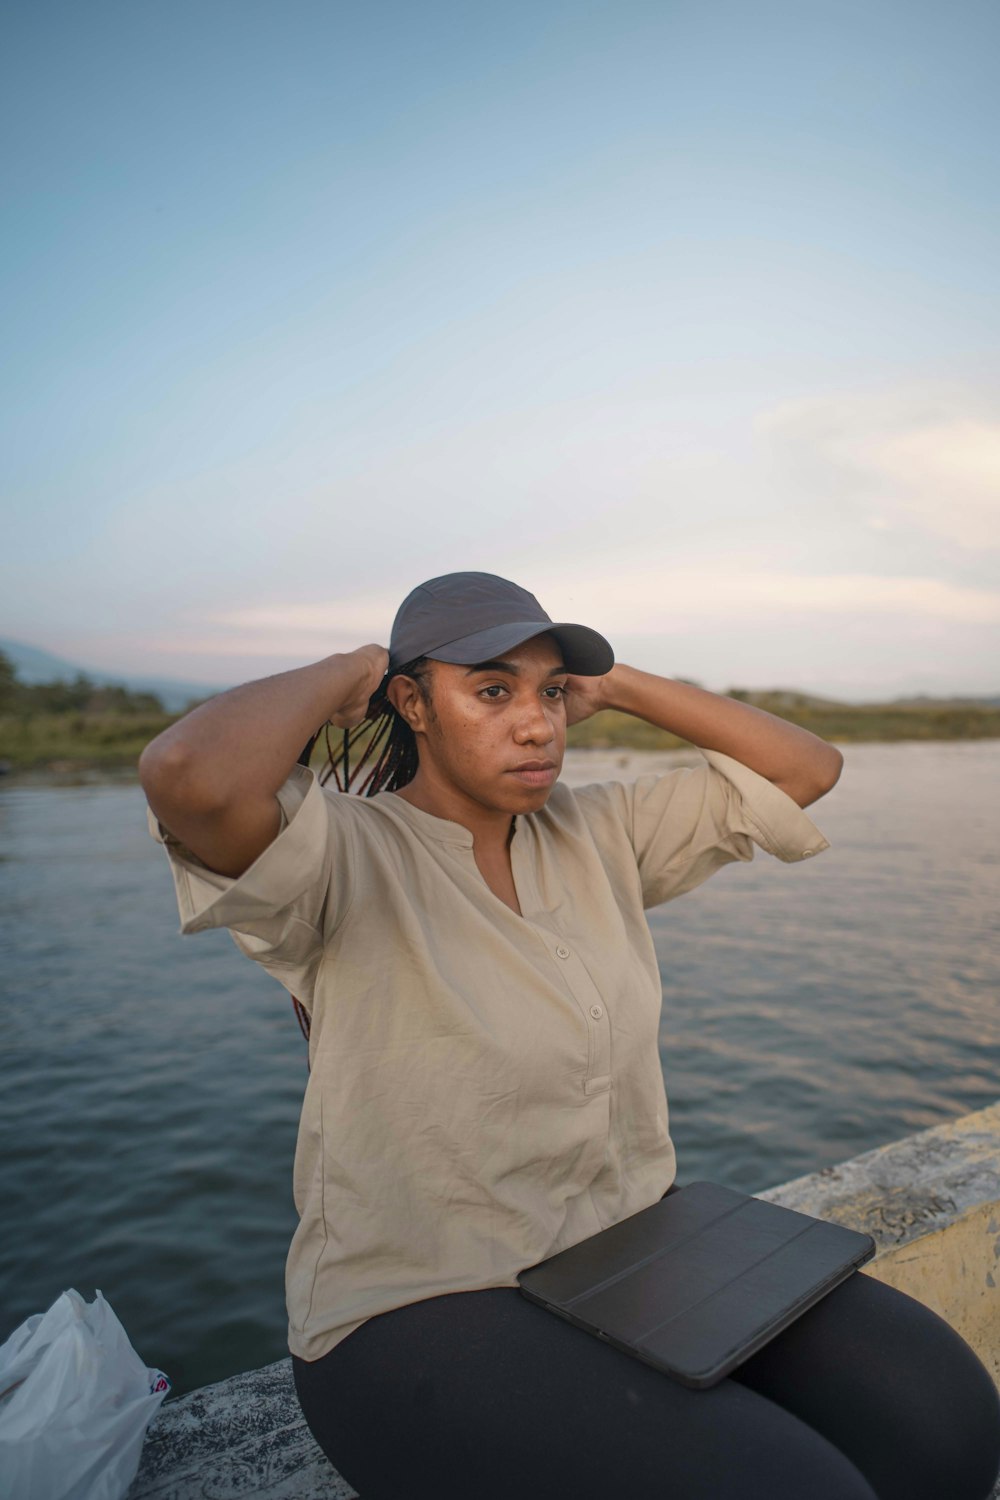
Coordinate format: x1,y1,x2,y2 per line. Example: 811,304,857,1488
590,1004,604,1020
556,945,570,959
801,849,816,858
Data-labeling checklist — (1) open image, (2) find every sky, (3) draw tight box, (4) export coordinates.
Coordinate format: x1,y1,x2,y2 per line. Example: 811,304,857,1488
2,0,998,702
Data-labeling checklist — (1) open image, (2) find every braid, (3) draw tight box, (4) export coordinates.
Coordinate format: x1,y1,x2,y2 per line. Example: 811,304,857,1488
296,656,430,794
311,655,429,796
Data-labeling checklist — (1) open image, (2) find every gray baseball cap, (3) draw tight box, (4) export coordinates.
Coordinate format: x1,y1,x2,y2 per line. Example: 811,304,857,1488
388,572,614,677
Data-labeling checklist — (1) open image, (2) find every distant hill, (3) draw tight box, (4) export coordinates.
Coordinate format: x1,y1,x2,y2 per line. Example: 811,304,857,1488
884,691,1000,708
2,636,998,716
0,639,225,713
727,685,1000,710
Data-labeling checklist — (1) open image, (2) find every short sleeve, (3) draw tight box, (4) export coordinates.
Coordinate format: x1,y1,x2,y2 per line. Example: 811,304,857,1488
146,765,353,1007
573,748,830,910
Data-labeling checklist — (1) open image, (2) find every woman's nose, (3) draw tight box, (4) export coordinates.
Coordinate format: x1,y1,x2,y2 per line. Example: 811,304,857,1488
513,698,557,745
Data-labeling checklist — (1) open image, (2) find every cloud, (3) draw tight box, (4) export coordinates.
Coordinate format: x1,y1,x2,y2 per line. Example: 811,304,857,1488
854,420,1000,549
208,594,403,639
152,566,999,664
534,567,1000,632
757,390,1000,551
56,381,996,695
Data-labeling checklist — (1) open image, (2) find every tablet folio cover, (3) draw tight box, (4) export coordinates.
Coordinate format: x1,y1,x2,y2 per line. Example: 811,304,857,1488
517,1181,876,1388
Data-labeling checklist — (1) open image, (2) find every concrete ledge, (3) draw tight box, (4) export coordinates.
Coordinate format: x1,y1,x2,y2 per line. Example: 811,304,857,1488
128,1101,1000,1499
127,1357,354,1499
761,1100,1000,1388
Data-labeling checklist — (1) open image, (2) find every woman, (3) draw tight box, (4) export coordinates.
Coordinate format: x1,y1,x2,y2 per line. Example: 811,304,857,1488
141,571,1000,1500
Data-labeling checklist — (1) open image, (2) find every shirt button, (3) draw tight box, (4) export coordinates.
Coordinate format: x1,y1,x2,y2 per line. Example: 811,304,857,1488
556,945,570,959
589,1004,604,1020
802,849,816,858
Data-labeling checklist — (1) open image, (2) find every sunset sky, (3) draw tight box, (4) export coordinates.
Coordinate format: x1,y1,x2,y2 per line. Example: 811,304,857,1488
3,0,998,701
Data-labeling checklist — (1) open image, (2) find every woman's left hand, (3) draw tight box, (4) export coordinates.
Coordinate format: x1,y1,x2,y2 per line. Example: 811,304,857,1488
562,670,614,726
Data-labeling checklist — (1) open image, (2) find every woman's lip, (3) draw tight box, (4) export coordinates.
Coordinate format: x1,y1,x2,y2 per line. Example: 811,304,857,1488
508,766,558,786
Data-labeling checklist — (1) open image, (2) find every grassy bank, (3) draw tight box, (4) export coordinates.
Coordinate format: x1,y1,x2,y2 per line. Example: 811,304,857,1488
2,693,999,775
567,694,1000,751
0,651,182,773
0,711,177,772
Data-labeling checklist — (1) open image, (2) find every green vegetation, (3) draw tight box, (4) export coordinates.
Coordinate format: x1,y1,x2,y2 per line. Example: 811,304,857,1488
0,651,177,772
567,689,1000,751
0,651,997,776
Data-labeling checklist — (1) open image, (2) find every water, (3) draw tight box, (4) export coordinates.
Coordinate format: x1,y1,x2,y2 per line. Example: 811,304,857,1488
1,742,998,1396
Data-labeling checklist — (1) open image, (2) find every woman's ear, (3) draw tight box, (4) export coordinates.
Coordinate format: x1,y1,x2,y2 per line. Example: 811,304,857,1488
386,673,427,732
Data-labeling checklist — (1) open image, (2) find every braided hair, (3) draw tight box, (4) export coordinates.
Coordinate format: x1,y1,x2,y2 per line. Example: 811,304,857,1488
305,656,431,797
290,657,432,1043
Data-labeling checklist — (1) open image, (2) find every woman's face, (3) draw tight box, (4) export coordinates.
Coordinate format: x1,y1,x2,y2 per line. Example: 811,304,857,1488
395,632,569,819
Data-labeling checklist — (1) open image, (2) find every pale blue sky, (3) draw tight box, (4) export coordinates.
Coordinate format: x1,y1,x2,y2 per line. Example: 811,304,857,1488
3,0,998,700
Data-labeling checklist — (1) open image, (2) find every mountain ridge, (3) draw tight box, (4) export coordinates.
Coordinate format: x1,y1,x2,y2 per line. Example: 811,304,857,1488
0,639,224,713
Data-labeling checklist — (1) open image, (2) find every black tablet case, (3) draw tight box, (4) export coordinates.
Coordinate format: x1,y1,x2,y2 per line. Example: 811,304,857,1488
517,1181,876,1388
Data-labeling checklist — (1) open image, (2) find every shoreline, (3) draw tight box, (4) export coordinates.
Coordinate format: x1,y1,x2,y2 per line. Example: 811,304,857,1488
3,736,999,790
4,694,1000,778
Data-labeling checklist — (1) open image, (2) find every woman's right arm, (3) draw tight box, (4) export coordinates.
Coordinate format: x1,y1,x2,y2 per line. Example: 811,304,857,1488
138,644,388,879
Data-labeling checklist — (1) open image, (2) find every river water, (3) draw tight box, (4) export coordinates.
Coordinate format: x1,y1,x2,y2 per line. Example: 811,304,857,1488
1,742,998,1395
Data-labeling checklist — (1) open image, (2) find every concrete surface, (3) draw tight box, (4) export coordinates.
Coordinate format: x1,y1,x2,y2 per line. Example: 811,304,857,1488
762,1099,1000,1387
127,1357,355,1499
128,1101,1000,1499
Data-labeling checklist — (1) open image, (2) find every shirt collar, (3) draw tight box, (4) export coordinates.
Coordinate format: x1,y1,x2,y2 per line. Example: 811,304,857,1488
372,792,523,849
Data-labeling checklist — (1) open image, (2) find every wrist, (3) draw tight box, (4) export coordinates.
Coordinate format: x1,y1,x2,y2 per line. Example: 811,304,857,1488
327,644,379,681
321,645,388,725
599,663,644,714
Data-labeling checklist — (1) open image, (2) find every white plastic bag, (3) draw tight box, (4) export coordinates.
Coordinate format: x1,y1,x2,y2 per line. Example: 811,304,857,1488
0,1289,170,1500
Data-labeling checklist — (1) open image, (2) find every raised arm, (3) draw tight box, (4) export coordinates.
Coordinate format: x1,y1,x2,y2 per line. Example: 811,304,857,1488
565,664,843,809
139,644,388,878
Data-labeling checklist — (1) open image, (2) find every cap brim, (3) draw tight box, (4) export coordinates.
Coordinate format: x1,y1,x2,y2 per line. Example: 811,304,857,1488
427,620,614,676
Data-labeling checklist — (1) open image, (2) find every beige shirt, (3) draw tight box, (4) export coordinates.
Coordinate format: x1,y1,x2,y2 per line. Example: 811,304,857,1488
149,749,829,1361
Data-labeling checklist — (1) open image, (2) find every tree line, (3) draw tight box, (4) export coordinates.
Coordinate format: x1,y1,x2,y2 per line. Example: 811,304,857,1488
0,650,166,717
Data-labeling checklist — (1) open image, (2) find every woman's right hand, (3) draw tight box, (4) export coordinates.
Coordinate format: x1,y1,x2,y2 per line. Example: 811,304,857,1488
328,644,390,727
141,641,390,878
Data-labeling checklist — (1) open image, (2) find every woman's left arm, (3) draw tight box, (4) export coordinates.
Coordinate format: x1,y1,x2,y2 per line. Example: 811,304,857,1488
565,664,843,809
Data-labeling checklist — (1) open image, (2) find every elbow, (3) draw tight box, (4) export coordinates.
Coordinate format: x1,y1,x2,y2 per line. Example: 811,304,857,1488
818,742,844,792
139,732,188,801
798,744,844,808
774,743,843,809
138,734,230,820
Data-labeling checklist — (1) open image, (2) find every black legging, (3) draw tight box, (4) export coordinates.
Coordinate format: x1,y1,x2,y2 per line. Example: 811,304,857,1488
293,1272,1000,1500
